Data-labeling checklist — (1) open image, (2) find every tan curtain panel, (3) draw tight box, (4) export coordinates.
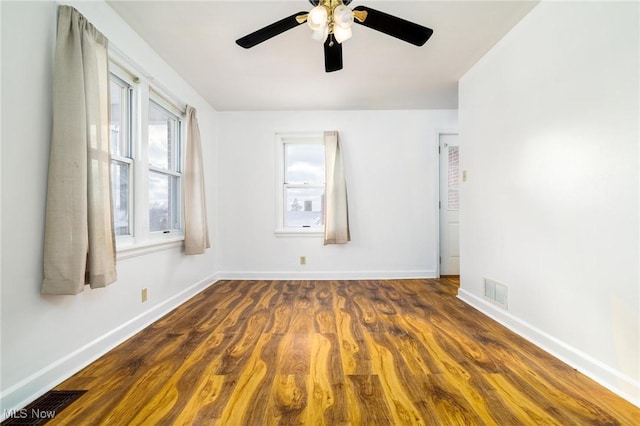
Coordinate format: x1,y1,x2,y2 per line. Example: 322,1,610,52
42,6,116,295
323,130,351,245
183,106,211,255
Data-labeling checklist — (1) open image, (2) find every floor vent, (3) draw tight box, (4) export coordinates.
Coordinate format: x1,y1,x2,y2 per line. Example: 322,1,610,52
484,278,508,309
2,390,86,425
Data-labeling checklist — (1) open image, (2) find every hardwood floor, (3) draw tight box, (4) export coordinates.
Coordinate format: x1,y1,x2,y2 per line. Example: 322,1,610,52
51,279,638,425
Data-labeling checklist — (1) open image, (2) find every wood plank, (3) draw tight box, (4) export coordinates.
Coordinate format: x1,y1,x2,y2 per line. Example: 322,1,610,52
346,375,394,425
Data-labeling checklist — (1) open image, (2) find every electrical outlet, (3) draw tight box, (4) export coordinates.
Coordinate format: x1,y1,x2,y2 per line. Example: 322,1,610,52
141,288,148,302
300,256,306,265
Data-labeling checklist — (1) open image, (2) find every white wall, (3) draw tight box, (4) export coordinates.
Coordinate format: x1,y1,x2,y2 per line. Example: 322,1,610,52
0,0,218,413
458,1,639,405
217,110,457,279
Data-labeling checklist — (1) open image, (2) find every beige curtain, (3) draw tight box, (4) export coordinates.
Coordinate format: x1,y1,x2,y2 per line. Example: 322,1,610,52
323,131,351,245
183,106,211,254
42,6,116,295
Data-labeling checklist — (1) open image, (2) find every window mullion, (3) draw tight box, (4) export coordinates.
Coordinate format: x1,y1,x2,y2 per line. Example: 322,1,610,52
135,82,150,241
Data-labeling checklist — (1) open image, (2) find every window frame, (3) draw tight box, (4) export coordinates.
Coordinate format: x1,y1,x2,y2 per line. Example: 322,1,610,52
147,93,184,235
275,133,325,237
109,64,136,246
108,55,186,258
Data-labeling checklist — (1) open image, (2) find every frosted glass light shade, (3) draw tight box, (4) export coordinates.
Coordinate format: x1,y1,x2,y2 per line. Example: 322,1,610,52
312,26,329,43
334,26,352,44
307,5,328,31
333,5,354,29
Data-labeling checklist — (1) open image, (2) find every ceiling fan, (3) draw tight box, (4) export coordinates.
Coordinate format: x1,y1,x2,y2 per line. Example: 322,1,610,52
236,0,434,73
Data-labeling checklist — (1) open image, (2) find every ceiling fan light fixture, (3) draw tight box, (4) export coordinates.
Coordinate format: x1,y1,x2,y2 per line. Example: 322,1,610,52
333,5,354,29
333,25,352,44
311,26,329,43
307,5,328,31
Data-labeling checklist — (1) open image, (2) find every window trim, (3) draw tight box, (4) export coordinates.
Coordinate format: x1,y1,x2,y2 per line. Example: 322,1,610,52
147,95,184,235
108,53,186,256
109,64,136,246
274,132,325,237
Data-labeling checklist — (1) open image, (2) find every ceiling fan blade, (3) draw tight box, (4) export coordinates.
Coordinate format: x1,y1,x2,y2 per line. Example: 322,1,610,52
324,36,343,73
352,6,433,47
236,11,308,49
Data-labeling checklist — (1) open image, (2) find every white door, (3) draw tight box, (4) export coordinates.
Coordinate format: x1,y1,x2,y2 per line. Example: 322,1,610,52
439,134,460,276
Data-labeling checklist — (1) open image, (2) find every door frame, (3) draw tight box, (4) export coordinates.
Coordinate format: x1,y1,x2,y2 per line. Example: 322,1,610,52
434,129,459,278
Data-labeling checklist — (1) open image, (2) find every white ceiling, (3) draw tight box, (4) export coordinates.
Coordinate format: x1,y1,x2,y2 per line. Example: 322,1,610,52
107,0,538,111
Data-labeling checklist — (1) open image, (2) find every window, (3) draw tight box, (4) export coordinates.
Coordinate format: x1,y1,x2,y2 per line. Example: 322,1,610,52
148,98,182,233
109,73,134,237
276,134,325,234
109,58,185,254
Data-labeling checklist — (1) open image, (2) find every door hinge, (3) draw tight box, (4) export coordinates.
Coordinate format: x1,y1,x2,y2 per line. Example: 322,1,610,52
439,256,441,264
439,201,441,209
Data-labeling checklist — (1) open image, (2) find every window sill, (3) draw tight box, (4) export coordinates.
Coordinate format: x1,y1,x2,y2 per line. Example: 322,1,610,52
274,229,324,238
116,236,184,260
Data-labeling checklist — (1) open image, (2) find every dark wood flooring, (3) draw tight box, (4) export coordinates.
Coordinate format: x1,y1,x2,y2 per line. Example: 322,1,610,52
48,279,639,425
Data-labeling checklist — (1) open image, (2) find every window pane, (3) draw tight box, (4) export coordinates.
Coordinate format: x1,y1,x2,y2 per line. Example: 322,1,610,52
111,161,130,236
149,101,179,171
109,78,129,157
285,187,324,227
285,143,325,184
149,171,180,232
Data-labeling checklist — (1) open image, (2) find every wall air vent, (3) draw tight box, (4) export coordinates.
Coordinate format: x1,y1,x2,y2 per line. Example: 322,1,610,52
484,278,508,309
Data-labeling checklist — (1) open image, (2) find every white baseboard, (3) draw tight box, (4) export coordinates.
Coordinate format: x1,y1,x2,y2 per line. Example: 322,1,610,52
457,288,640,408
0,273,220,420
217,270,437,280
